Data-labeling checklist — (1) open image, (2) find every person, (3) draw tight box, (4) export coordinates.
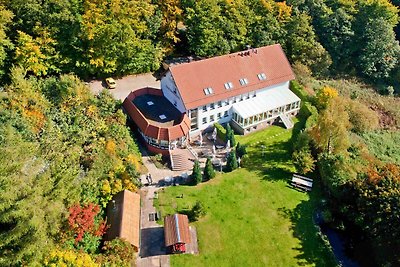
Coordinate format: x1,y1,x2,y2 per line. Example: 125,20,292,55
148,173,153,184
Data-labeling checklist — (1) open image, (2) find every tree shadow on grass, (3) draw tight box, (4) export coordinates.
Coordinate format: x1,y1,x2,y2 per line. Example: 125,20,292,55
278,191,337,266
244,140,294,182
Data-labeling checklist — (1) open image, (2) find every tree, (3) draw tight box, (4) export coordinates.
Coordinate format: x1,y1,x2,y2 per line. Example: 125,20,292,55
79,0,163,76
0,126,65,265
14,30,58,76
67,203,107,244
284,12,332,75
355,17,400,81
158,0,183,53
203,157,216,180
190,201,206,221
191,160,202,185
310,97,351,154
0,5,13,79
225,123,236,146
314,86,338,110
236,142,247,158
184,0,230,57
226,150,238,172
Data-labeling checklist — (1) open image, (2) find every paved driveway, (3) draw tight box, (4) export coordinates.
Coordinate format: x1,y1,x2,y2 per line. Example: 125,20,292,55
89,73,160,101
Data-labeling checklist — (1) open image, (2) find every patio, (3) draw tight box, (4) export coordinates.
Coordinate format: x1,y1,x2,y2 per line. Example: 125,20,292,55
189,128,230,170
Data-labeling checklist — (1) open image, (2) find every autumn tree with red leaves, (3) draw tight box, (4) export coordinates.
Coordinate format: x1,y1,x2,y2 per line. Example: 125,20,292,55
68,203,107,243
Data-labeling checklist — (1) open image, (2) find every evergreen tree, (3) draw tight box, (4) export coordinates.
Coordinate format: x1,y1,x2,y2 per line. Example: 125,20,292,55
191,160,202,185
236,142,247,158
203,157,216,180
226,151,238,172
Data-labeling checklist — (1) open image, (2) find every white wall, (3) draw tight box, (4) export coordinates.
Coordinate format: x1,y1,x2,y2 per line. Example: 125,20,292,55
161,71,186,113
190,82,292,135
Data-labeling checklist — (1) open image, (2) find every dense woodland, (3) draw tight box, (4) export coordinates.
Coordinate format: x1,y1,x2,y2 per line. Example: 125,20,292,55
0,0,400,266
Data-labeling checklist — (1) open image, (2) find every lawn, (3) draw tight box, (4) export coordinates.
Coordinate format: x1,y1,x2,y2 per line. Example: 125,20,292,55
155,124,336,267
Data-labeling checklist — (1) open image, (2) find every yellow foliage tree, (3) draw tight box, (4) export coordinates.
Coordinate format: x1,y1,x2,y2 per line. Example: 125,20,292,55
315,86,338,110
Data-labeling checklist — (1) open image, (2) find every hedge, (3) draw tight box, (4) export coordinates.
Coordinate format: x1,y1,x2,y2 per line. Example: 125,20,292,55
290,80,308,101
214,122,226,142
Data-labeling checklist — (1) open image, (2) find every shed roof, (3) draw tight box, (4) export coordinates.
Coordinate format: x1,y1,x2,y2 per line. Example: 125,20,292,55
164,214,190,247
106,190,141,251
169,44,295,110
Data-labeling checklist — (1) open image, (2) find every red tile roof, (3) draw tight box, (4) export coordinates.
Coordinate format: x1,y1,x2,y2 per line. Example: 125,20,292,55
106,190,141,251
169,44,295,110
164,214,190,247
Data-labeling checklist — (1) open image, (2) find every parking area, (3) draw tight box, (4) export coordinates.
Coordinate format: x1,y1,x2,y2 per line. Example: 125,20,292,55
89,73,161,100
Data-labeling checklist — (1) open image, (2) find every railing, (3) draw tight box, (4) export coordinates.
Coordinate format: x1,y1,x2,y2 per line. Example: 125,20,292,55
186,144,198,160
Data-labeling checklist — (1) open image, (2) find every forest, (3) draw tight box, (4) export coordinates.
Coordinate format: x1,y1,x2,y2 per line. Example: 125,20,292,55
0,0,399,266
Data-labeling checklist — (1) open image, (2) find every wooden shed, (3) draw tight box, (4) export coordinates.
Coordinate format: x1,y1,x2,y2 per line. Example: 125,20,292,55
106,190,141,252
164,214,191,254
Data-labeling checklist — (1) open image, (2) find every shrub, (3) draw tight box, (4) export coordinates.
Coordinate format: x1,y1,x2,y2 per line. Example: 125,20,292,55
191,160,202,185
226,151,238,172
98,238,135,267
203,157,216,180
292,148,316,175
345,99,379,133
190,201,206,221
43,249,98,267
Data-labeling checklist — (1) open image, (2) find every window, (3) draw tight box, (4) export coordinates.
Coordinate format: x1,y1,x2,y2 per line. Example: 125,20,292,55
210,115,215,122
218,101,222,107
217,112,222,119
224,110,229,117
174,101,177,107
224,82,234,90
202,117,207,124
203,87,214,95
210,103,215,110
257,73,267,80
239,78,249,86
202,105,207,111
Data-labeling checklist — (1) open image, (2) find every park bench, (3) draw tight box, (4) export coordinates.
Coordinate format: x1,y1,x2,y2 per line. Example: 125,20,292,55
291,174,313,192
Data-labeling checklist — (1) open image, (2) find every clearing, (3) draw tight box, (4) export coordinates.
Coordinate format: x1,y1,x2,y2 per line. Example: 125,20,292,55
155,125,336,267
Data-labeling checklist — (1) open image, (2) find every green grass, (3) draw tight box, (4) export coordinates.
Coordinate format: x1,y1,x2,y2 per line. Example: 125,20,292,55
156,125,336,267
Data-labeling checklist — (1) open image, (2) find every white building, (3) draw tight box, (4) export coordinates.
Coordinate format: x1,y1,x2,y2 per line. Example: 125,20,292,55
161,44,301,135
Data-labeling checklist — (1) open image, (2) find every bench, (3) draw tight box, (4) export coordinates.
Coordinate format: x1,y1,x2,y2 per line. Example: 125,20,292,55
291,174,313,192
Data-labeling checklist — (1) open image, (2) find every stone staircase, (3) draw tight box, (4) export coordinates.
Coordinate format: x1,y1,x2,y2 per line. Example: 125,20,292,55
279,113,294,129
170,148,195,171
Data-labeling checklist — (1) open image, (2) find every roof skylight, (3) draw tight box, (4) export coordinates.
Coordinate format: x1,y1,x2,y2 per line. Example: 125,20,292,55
159,114,167,120
147,101,154,106
257,73,267,80
203,87,214,95
239,78,249,86
224,82,234,90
